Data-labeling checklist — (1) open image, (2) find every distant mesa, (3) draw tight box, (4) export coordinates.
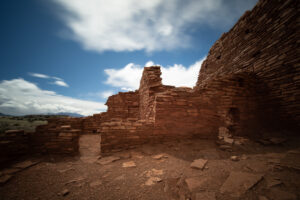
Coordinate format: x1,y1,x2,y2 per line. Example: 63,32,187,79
52,112,84,118
0,112,83,118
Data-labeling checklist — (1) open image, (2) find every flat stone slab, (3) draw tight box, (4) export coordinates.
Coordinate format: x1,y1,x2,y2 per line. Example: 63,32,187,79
152,154,168,160
145,177,162,186
190,159,208,170
89,180,102,187
122,161,136,168
230,156,239,161
12,160,39,169
269,137,286,145
195,191,216,200
220,172,263,198
145,169,164,177
1,168,22,175
0,174,13,185
65,177,86,185
60,189,69,196
131,151,144,159
223,137,234,144
185,177,209,192
114,175,125,181
266,177,282,188
97,156,120,165
58,168,74,173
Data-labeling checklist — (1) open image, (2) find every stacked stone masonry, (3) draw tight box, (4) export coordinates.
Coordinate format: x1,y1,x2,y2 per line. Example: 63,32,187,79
1,0,298,159
0,130,29,165
100,0,299,152
31,123,80,155
196,0,299,127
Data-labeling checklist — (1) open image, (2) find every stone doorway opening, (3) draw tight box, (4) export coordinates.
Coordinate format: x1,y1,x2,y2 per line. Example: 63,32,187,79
79,134,101,163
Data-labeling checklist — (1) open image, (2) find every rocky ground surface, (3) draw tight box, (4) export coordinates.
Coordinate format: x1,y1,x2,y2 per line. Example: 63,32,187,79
0,134,299,200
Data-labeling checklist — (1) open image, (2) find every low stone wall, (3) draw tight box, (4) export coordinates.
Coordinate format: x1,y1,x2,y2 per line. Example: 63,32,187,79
100,118,154,152
31,125,80,155
46,117,83,130
1,118,84,166
0,130,29,165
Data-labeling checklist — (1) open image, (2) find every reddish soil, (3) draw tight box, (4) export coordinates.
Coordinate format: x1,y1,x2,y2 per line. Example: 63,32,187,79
0,135,299,200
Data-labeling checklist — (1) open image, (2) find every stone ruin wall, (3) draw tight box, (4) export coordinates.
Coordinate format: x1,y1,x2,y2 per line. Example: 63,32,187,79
0,114,103,164
1,0,299,161
0,130,29,166
196,0,300,129
99,69,265,152
100,0,299,151
194,73,268,137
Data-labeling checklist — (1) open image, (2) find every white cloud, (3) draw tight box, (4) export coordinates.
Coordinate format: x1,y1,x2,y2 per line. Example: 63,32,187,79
53,80,69,87
29,72,69,87
0,79,106,116
160,59,204,88
104,63,143,91
145,61,156,67
52,0,257,52
101,91,114,98
29,73,50,79
104,57,205,90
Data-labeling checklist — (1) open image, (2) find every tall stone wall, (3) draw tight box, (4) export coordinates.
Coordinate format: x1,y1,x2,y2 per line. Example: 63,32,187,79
31,123,81,154
154,72,267,139
139,66,163,121
197,73,270,137
196,0,299,128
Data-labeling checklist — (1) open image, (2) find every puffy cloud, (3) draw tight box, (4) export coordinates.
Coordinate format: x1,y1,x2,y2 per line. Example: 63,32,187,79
104,63,143,91
52,0,257,52
160,59,204,88
104,57,205,90
0,79,106,116
29,72,69,87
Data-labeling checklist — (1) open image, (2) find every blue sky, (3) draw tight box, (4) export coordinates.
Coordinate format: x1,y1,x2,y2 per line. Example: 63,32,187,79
0,0,257,116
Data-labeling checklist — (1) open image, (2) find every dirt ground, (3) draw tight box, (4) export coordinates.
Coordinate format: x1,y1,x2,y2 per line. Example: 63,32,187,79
0,135,299,200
